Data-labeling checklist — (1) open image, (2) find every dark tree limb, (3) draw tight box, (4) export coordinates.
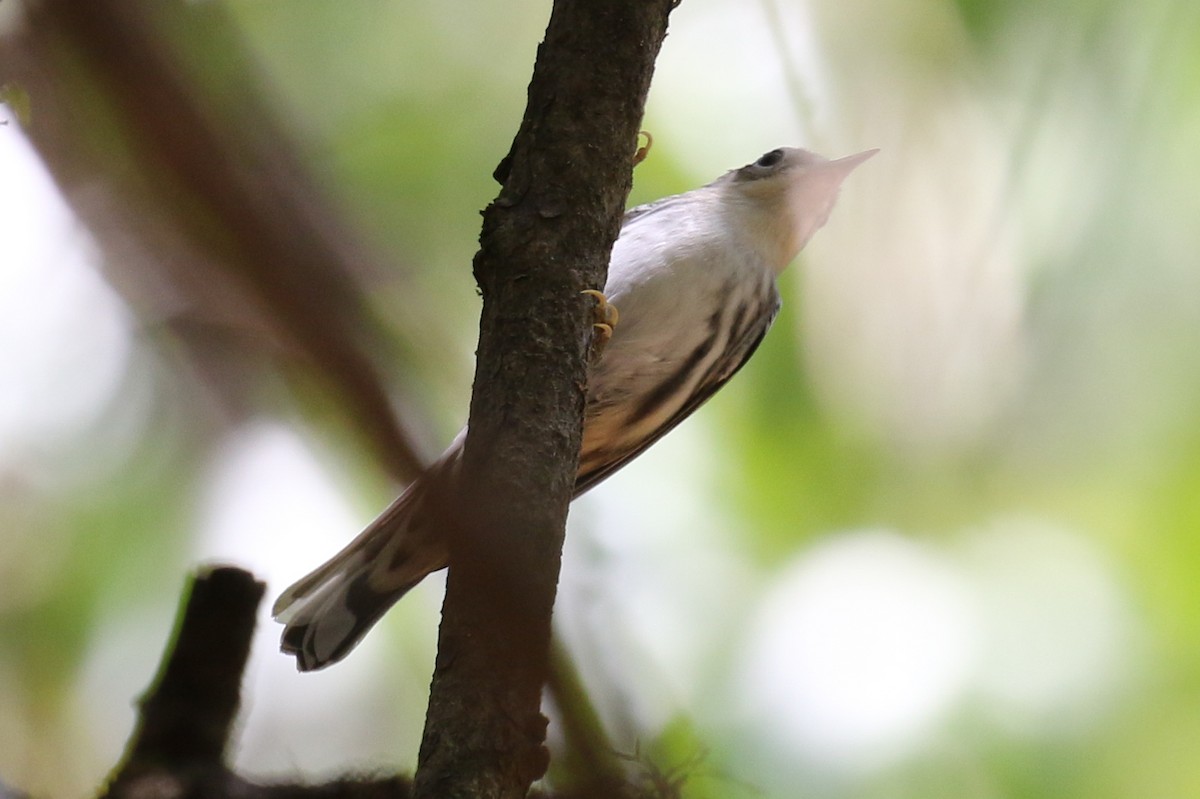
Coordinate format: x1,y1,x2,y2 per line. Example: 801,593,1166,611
413,3,678,798
101,565,259,799
100,566,416,799
119,566,262,770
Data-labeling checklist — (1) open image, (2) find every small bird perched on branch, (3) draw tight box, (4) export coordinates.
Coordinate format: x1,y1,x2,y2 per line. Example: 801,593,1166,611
274,145,876,671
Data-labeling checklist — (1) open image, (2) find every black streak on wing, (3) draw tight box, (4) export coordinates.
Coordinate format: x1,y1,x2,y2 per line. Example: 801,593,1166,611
573,292,780,496
625,312,722,427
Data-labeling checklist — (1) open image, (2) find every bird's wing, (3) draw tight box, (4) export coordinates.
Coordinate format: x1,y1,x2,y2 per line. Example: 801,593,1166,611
622,193,692,227
573,298,779,496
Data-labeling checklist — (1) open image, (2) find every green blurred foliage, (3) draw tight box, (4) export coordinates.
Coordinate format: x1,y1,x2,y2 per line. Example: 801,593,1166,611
3,0,1200,796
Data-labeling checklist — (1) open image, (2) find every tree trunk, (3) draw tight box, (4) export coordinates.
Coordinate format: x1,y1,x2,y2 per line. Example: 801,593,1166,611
412,2,678,797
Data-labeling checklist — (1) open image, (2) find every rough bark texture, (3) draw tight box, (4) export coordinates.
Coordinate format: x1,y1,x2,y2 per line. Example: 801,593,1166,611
411,3,677,798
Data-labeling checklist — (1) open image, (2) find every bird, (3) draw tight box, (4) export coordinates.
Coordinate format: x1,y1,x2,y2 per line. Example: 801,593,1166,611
273,145,877,671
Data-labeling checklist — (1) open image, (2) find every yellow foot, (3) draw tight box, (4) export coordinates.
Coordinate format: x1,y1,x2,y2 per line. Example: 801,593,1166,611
633,131,654,167
581,289,619,359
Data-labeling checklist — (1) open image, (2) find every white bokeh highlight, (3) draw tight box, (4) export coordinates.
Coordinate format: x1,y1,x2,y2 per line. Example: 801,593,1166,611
0,121,133,482
964,519,1136,736
738,530,976,770
733,520,1135,779
193,423,436,777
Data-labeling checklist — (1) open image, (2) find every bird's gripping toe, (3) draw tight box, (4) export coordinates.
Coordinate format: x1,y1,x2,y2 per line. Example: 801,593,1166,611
634,131,654,167
582,289,619,360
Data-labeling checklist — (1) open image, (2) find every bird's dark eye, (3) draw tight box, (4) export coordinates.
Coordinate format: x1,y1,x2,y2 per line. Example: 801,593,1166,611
755,149,785,168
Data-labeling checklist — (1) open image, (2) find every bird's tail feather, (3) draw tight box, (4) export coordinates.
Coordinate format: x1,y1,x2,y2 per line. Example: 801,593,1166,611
273,485,447,671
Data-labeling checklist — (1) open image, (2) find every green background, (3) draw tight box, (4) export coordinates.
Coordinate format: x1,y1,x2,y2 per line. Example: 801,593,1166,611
2,0,1199,796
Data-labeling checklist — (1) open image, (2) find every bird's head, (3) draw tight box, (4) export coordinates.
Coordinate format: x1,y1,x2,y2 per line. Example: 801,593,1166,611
719,146,877,272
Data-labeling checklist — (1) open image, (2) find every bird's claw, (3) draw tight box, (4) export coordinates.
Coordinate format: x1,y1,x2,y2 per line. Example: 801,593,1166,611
633,131,653,167
582,289,619,361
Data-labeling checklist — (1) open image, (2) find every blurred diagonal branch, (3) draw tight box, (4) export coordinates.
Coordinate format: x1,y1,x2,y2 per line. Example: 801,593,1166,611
3,0,424,482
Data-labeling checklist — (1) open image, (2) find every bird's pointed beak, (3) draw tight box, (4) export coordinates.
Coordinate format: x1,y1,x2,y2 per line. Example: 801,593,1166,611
823,148,879,179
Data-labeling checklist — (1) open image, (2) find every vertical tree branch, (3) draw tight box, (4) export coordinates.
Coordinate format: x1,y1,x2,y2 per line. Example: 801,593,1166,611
103,567,262,797
413,2,677,797
100,566,416,798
